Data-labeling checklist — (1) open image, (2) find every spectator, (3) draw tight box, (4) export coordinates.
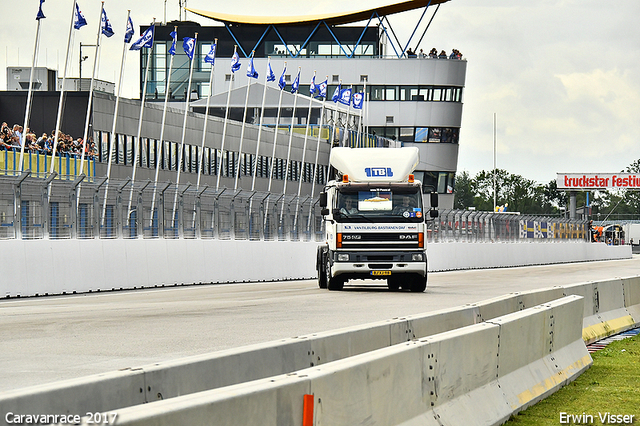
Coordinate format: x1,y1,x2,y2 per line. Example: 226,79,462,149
406,48,417,58
429,48,438,58
438,50,447,58
449,49,463,60
13,125,23,148
0,133,11,150
419,49,426,58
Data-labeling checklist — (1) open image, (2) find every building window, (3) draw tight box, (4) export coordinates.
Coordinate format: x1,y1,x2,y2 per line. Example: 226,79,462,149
399,127,414,142
416,171,455,194
386,116,394,124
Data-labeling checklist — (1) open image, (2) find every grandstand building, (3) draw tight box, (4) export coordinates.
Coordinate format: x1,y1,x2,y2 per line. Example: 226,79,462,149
135,0,466,208
1,0,465,209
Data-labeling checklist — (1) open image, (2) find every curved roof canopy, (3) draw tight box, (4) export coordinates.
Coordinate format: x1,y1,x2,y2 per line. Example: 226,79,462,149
186,0,449,26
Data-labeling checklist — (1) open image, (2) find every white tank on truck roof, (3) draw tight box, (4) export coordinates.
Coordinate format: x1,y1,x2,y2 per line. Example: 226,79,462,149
329,147,420,183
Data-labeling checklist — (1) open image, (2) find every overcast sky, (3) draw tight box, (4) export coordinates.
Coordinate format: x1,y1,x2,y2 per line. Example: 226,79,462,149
2,0,639,184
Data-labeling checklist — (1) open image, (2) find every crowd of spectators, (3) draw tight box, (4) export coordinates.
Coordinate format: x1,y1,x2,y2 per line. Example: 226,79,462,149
406,48,463,60
0,122,97,159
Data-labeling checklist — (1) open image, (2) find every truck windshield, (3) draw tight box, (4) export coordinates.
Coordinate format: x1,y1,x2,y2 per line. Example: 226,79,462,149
334,187,423,223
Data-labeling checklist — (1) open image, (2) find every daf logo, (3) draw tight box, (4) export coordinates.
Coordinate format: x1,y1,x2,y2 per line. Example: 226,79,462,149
364,167,393,178
399,234,418,240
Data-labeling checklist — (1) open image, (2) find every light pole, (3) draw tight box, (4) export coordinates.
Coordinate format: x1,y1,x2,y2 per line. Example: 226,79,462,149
79,42,96,91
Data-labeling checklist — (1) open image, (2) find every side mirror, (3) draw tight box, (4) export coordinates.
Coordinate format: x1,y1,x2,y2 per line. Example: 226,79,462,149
321,208,330,216
430,192,439,208
319,192,327,208
429,209,439,218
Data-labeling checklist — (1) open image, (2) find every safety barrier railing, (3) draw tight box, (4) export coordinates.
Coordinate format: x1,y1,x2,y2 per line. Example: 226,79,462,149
0,174,587,242
0,174,325,242
427,209,589,243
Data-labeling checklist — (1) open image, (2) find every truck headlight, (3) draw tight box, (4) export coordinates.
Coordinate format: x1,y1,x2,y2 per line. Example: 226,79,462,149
411,253,423,261
337,254,350,261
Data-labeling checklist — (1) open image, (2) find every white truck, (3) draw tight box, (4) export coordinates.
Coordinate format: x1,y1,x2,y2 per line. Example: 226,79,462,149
316,147,438,292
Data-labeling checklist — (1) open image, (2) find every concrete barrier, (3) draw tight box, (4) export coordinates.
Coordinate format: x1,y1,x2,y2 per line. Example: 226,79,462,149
2,278,638,426
564,278,637,344
2,239,319,298
2,240,631,298
73,296,588,426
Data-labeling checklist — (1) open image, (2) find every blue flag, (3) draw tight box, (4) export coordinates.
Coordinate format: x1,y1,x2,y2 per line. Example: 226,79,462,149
317,79,328,98
352,92,364,109
309,75,317,97
101,8,114,38
231,52,241,73
338,87,352,106
291,70,300,94
183,37,196,60
247,56,258,79
168,31,177,56
73,3,87,29
331,84,341,102
278,66,286,90
130,25,154,51
266,62,276,82
204,43,216,64
124,16,134,43
36,0,45,20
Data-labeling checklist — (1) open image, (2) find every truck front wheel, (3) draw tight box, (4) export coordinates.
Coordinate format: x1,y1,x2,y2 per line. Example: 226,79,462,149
409,273,427,293
326,257,344,291
317,249,328,289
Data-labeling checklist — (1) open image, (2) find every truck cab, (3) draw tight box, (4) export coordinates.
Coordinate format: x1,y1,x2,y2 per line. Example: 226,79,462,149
317,147,438,292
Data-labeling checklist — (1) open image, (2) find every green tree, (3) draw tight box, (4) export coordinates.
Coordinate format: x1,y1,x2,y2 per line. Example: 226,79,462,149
453,170,474,209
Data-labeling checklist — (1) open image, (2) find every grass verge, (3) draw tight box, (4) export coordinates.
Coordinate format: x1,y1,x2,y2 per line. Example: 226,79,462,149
506,333,639,425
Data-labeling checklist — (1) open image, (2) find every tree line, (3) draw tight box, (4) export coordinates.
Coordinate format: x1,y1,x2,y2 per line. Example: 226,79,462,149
453,159,640,219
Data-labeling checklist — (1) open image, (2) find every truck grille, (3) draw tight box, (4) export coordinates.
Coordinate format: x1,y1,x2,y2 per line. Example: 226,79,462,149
339,233,422,249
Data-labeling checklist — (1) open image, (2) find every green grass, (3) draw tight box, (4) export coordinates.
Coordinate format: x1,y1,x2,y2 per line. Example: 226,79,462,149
506,334,640,425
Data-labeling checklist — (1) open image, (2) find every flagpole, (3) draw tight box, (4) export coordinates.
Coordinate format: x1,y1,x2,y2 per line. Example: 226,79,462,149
280,67,301,227
264,61,286,230
149,25,177,227
79,2,105,179
102,10,131,227
127,18,156,230
362,78,367,146
342,85,352,147
329,79,341,148
20,6,44,173
307,75,328,232
234,50,255,190
267,61,286,194
216,45,238,190
171,32,198,228
50,0,78,174
251,57,272,192
294,71,316,232
196,38,217,191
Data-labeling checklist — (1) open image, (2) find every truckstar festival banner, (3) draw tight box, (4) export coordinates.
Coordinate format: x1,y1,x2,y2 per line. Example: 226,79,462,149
557,173,640,190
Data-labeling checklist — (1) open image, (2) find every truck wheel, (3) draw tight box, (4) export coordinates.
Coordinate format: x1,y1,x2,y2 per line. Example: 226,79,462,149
409,274,427,293
317,247,328,288
326,257,344,291
387,277,401,291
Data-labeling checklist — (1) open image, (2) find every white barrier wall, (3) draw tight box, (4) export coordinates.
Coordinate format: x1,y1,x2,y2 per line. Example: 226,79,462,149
1,239,631,298
426,241,631,272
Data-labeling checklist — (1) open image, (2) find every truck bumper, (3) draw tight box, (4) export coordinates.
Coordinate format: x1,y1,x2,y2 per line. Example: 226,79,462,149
329,250,427,278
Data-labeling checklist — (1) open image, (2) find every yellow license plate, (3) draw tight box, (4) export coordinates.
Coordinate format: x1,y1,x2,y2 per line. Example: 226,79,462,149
371,271,392,276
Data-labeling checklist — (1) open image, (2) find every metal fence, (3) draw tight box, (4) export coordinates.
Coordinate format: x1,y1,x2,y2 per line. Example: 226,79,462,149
0,173,588,243
0,173,324,242
426,209,589,243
